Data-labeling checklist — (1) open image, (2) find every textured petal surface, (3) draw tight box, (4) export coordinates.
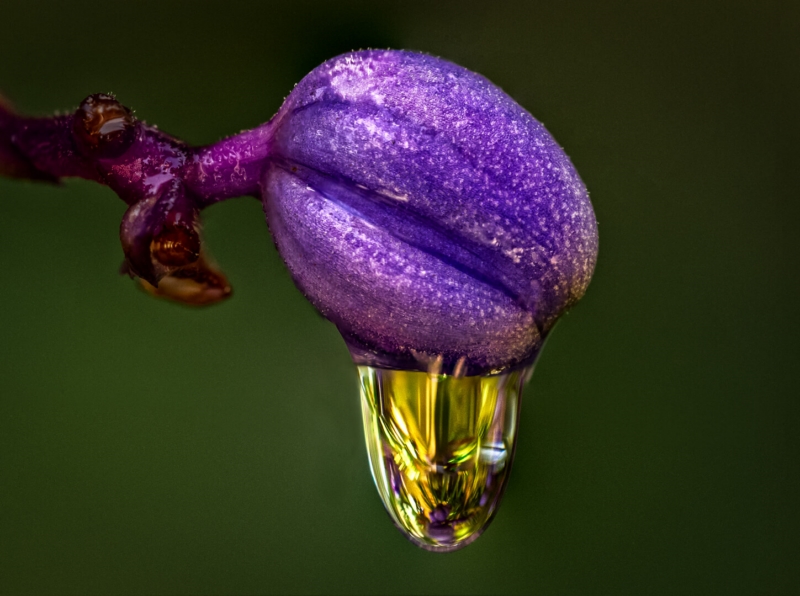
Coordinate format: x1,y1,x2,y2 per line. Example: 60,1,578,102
264,50,598,374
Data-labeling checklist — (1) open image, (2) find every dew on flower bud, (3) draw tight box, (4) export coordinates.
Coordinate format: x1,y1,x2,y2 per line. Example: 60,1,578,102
262,50,598,551
359,364,529,552
72,93,136,158
150,224,201,268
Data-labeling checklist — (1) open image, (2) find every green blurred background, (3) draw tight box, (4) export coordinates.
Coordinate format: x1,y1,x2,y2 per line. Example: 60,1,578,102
1,1,798,594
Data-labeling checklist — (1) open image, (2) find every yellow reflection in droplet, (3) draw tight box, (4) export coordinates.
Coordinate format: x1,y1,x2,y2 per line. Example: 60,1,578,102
359,364,530,552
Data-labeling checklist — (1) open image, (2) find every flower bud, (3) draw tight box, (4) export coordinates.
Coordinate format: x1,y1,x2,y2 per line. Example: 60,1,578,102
264,50,598,376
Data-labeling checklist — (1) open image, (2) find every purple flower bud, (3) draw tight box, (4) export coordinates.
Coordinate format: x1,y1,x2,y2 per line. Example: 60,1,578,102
264,50,598,376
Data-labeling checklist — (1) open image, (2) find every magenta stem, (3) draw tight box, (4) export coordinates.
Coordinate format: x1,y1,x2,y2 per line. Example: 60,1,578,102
1,95,274,209
186,122,276,205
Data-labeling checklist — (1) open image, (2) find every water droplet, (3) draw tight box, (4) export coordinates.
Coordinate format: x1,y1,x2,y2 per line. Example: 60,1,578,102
72,93,136,158
151,224,201,267
359,364,530,552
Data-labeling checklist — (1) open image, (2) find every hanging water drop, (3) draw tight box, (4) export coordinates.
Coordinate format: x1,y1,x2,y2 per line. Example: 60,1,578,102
359,364,532,552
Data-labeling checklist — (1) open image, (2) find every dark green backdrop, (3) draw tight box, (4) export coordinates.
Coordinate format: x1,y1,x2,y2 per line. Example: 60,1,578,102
1,1,798,594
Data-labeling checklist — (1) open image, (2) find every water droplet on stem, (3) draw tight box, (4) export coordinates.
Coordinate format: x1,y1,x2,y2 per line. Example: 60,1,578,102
359,364,530,552
72,93,136,158
151,224,201,267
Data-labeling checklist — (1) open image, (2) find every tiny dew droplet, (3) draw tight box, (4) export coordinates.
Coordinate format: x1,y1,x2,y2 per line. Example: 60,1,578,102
151,224,201,268
72,93,136,158
358,364,531,552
